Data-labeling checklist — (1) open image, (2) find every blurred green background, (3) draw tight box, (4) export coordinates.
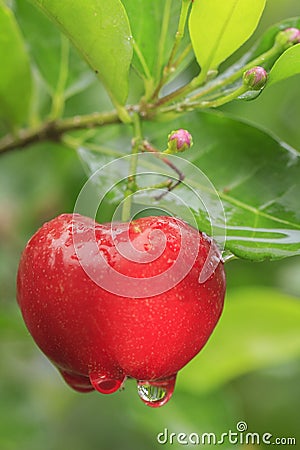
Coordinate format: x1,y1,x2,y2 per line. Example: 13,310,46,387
0,1,300,449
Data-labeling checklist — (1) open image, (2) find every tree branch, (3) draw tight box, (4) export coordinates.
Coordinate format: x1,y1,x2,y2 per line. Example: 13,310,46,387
0,110,122,155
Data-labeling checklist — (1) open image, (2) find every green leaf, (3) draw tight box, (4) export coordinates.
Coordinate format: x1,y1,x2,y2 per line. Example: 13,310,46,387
189,0,266,76
178,287,300,394
15,0,94,98
30,0,133,107
77,110,300,261
178,287,300,392
268,44,300,87
0,1,32,127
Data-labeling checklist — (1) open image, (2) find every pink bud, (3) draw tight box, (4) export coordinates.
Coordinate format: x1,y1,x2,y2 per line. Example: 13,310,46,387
168,129,193,153
276,27,300,48
243,66,268,91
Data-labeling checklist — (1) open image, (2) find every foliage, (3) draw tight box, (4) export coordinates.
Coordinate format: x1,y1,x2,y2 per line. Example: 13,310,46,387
1,0,299,260
0,0,300,448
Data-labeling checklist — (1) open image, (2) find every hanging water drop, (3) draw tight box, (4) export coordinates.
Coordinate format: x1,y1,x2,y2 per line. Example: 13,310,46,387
89,372,125,394
221,249,237,263
137,375,176,407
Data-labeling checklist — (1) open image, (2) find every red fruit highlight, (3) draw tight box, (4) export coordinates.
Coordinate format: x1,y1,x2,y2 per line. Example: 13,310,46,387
17,214,225,407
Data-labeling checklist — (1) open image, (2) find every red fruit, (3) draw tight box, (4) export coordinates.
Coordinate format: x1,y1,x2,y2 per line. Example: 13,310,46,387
17,214,225,407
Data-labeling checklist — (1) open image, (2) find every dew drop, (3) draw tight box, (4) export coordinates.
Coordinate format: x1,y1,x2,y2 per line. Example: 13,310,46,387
89,372,126,394
137,375,176,408
221,249,237,263
239,90,261,101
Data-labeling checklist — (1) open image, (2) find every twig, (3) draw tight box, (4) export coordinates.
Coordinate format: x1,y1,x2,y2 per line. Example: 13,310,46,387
142,140,185,199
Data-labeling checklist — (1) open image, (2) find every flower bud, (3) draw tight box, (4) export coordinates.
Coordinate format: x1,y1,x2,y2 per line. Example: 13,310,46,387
243,66,268,91
167,129,193,153
275,27,300,49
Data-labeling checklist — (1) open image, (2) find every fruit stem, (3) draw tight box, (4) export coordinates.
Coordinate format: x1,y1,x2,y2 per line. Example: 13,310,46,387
121,113,143,222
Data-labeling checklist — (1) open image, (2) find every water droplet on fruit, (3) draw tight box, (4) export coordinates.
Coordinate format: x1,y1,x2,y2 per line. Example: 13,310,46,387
89,372,125,394
137,375,176,407
222,249,237,263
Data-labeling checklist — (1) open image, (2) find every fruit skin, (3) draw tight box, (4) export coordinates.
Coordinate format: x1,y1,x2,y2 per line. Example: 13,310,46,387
17,214,225,392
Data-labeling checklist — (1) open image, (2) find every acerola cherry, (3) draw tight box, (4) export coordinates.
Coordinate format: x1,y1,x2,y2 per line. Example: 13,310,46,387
17,214,225,407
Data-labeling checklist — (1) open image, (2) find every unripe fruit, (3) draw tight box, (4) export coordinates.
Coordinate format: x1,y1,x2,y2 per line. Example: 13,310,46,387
17,214,225,407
